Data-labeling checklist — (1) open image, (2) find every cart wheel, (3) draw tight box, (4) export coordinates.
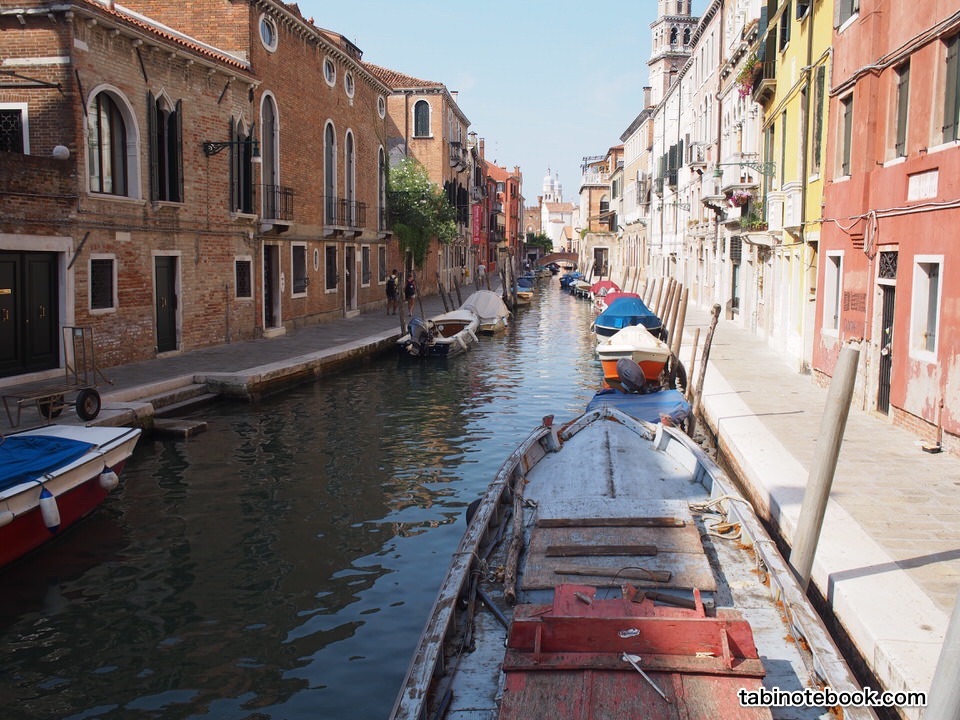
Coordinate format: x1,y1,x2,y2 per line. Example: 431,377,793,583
38,394,64,420
76,388,102,421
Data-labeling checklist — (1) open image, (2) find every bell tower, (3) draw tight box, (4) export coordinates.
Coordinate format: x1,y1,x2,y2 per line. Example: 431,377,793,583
648,0,698,106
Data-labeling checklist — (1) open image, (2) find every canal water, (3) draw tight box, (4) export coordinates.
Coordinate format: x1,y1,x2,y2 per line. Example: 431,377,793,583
0,281,603,720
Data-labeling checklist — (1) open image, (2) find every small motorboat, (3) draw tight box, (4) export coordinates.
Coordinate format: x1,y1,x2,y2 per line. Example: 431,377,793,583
594,295,663,339
589,279,620,301
0,424,142,569
397,309,480,358
593,290,641,314
460,290,510,335
586,386,691,427
596,324,672,387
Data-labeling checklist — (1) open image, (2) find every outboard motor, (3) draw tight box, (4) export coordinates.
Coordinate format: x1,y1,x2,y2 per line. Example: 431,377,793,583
407,317,433,357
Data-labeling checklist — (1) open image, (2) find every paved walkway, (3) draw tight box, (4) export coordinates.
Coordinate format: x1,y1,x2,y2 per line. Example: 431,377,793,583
1,287,955,717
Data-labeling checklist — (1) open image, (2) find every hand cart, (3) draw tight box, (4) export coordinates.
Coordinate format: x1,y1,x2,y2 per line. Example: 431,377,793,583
3,326,113,427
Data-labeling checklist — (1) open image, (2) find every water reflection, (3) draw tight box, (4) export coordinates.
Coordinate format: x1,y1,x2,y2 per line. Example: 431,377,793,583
0,282,600,719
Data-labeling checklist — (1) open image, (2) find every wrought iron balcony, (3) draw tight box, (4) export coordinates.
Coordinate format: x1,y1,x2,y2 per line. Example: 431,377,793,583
324,196,368,228
261,185,294,222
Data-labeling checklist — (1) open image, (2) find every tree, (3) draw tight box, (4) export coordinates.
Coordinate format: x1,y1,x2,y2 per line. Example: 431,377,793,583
387,157,457,270
525,232,553,253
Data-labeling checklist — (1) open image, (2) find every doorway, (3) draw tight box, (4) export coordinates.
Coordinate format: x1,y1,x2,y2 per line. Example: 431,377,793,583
877,284,895,414
263,244,281,330
155,255,178,353
345,246,356,313
0,251,59,377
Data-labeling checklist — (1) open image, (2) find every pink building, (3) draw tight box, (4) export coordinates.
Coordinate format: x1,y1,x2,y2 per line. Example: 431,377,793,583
817,1,960,450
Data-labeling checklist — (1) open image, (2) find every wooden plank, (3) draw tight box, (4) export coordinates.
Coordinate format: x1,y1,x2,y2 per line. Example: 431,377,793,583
537,516,684,528
545,544,657,557
554,564,672,583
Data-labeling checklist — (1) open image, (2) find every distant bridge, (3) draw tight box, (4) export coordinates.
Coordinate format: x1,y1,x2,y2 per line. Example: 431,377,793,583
538,252,579,267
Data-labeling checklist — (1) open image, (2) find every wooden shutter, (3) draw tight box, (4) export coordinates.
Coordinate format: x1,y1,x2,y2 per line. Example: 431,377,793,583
174,99,183,202
944,38,959,140
147,91,159,201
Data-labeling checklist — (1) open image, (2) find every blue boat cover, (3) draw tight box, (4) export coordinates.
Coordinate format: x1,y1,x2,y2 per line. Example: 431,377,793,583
586,388,690,425
0,435,95,493
594,296,662,332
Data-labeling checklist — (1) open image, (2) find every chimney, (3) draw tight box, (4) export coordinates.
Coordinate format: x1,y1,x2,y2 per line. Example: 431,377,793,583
644,86,652,108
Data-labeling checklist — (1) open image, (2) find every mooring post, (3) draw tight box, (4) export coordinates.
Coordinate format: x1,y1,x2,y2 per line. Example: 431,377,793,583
926,591,960,720
789,341,861,590
687,303,721,437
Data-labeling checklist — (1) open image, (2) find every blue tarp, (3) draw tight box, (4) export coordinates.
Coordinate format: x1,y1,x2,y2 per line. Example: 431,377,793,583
0,435,95,492
594,296,662,333
586,388,690,425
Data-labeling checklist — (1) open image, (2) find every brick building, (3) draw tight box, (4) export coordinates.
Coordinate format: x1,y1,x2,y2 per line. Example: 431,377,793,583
0,0,398,378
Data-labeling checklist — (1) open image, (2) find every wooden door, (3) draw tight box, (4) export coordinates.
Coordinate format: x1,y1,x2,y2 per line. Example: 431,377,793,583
0,252,59,377
155,255,177,353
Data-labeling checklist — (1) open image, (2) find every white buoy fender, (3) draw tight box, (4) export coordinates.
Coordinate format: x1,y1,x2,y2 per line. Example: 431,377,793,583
0,510,14,528
99,468,120,491
39,487,61,532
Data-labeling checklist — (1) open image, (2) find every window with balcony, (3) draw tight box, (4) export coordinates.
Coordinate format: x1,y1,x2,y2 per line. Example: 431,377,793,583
325,122,337,223
413,100,430,137
148,93,182,203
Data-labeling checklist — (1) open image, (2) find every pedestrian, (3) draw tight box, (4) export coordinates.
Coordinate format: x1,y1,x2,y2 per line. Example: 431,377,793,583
386,269,399,315
477,262,486,288
404,273,417,314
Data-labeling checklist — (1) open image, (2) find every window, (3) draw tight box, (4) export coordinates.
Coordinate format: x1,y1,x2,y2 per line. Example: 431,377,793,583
259,14,278,51
378,245,387,283
944,36,960,142
823,252,843,332
840,94,854,176
345,131,356,225
235,258,252,298
324,58,336,86
88,91,128,196
912,257,942,356
778,2,792,51
89,256,115,311
344,71,355,98
148,93,182,202
377,96,386,118
378,147,387,231
797,0,811,19
361,246,371,286
325,245,338,290
292,244,307,295
0,105,26,153
413,100,430,137
230,119,256,214
324,123,337,223
836,0,859,27
812,66,825,174
895,62,910,157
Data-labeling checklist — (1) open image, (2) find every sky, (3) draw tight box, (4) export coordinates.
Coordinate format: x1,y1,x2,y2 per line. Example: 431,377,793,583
295,0,709,207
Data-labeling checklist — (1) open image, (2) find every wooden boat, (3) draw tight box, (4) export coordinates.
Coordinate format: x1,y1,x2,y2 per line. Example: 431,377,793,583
0,424,142,569
389,406,873,720
460,290,511,335
586,387,690,427
596,324,671,386
397,309,480,358
593,290,641,314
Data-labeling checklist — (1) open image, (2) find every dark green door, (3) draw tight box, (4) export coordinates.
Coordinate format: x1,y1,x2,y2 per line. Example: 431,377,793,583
0,252,59,378
155,256,177,353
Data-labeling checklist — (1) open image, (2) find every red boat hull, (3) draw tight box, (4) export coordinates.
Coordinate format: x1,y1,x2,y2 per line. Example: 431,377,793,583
0,460,128,569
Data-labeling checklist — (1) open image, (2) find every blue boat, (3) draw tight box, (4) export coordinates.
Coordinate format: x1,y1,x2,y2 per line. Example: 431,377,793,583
559,271,582,289
593,296,664,339
586,387,690,427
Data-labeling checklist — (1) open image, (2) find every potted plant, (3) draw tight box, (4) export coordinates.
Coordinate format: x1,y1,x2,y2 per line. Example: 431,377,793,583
736,54,757,98
729,189,752,208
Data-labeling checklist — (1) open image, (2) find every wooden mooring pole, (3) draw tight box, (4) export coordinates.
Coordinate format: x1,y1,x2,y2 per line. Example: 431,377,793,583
789,341,861,591
687,304,721,438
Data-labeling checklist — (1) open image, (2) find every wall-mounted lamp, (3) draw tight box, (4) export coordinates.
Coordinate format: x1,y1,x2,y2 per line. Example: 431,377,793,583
657,202,690,211
713,160,776,177
202,137,260,159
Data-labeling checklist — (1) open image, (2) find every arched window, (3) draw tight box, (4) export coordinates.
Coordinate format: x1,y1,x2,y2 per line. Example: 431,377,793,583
261,95,279,218
325,123,337,223
148,92,182,202
88,91,129,196
413,99,430,137
670,26,679,45
683,27,691,46
345,130,355,225
378,147,386,231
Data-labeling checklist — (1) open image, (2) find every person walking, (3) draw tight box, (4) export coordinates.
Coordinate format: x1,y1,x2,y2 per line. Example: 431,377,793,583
404,273,417,314
385,269,399,315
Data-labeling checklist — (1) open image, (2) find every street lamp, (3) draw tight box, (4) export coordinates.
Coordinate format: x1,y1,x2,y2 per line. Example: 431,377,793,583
713,160,776,177
202,136,260,159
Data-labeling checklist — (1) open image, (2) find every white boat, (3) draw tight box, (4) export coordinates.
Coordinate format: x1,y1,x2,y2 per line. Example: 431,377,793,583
460,290,510,335
596,324,672,388
389,405,873,720
0,424,142,569
397,308,480,358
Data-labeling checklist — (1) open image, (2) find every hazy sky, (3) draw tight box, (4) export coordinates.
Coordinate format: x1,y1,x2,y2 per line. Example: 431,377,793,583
295,0,708,205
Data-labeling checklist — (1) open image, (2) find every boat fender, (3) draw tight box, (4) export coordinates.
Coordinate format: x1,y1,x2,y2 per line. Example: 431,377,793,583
100,468,120,491
0,510,13,528
653,424,670,452
39,487,61,533
467,328,479,344
456,335,467,351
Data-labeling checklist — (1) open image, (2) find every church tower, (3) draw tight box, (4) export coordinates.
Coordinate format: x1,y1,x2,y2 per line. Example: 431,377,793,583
647,0,698,106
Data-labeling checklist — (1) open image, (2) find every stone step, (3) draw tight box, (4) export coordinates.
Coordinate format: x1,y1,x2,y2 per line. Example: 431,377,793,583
152,390,220,418
152,418,209,438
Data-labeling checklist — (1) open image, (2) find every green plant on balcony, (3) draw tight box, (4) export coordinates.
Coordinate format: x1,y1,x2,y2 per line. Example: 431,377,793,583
741,201,767,231
736,54,758,98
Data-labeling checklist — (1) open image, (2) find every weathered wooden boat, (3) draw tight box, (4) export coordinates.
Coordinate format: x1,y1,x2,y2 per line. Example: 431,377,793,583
460,290,511,335
389,405,874,720
596,324,672,387
397,309,480,358
0,424,142,569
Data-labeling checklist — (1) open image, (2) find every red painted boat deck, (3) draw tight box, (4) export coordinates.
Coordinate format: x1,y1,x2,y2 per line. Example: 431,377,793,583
500,584,771,719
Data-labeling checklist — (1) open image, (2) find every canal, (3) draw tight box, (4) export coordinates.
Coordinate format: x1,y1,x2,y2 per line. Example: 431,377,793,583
1,280,603,720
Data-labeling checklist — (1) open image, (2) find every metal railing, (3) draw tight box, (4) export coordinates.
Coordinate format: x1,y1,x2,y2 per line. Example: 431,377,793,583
261,185,294,221
324,196,367,228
